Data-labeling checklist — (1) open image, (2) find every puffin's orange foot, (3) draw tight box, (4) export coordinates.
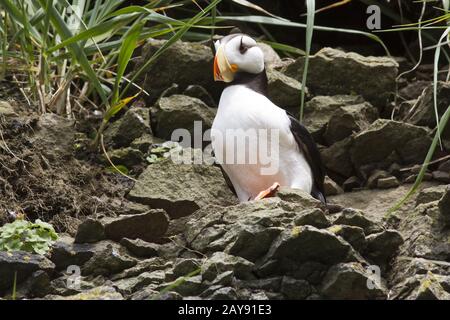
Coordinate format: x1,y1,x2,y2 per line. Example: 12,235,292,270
254,182,280,200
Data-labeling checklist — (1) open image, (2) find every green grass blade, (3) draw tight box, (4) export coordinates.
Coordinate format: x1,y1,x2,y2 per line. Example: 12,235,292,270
260,40,305,56
112,21,143,105
231,0,288,21
300,0,315,123
213,15,390,56
433,27,450,147
46,18,131,53
12,271,17,300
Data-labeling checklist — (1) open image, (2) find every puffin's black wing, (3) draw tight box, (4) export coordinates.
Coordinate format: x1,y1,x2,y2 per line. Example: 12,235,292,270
287,113,326,204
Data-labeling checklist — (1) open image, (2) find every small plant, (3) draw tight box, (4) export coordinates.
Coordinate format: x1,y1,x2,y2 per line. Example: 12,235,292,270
147,141,183,164
0,218,58,255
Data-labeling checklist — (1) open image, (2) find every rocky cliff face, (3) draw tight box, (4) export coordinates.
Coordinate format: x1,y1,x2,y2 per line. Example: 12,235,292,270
0,39,449,300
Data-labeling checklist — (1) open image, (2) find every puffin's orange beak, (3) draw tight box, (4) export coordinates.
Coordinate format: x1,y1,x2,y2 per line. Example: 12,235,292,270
213,45,238,82
214,54,223,81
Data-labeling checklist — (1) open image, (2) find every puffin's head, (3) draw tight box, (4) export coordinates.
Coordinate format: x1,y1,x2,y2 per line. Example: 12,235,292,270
213,34,265,83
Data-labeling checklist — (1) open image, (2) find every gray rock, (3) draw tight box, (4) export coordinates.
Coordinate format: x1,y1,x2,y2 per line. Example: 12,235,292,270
400,201,447,259
185,197,324,255
321,137,354,178
82,243,136,276
389,257,450,300
367,170,390,189
294,208,331,229
26,270,52,298
409,273,450,300
416,185,448,205
103,210,169,243
157,237,185,259
110,257,171,281
267,68,306,108
46,285,123,300
323,176,343,196
324,102,378,145
263,225,355,266
438,187,450,225
152,95,216,140
209,271,234,287
406,82,450,134
162,275,206,297
258,42,282,67
75,218,105,243
106,147,144,167
234,277,282,292
432,171,450,183
282,47,398,107
343,176,362,192
183,85,216,107
0,251,55,291
328,225,367,252
303,95,365,142
33,114,75,160
320,262,387,299
50,236,114,270
275,187,323,208
48,274,99,297
350,119,431,170
160,83,180,98
103,107,151,148
130,134,163,153
114,270,166,295
130,287,160,300
120,238,160,258
128,159,237,218
438,159,450,172
0,100,17,116
208,287,238,300
280,277,312,300
398,80,430,100
333,208,383,235
227,226,282,262
377,176,400,189
404,173,433,183
173,258,201,277
134,39,219,104
365,230,404,267
201,252,255,282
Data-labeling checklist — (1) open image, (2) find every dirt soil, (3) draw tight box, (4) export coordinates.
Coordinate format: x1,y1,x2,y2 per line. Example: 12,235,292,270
0,80,133,234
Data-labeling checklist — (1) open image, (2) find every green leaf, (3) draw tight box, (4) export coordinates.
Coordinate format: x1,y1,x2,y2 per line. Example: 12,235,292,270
0,219,58,255
46,17,131,53
106,165,129,175
112,21,143,105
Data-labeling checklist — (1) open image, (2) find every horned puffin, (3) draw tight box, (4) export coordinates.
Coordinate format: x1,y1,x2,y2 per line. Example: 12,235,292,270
211,34,326,203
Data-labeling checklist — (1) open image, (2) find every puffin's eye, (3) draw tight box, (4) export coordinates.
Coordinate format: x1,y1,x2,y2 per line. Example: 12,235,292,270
239,37,248,54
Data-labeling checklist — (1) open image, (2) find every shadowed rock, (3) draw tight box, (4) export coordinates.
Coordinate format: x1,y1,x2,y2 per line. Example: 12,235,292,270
0,251,55,292
103,210,169,243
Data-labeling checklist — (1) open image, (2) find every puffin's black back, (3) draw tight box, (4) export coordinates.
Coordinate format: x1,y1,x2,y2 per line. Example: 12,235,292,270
287,113,327,204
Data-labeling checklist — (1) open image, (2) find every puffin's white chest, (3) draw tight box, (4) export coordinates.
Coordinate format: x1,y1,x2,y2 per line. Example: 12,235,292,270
211,85,313,202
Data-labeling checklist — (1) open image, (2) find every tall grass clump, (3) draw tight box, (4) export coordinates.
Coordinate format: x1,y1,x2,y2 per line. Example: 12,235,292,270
0,0,222,148
379,0,450,212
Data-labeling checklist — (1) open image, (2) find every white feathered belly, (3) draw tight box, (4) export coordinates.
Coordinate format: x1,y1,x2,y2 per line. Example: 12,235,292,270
211,85,313,202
